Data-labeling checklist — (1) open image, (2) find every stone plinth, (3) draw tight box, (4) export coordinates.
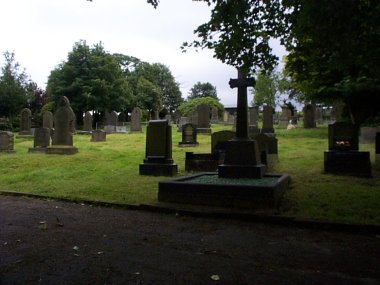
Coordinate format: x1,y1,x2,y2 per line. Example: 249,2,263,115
158,172,290,210
46,145,78,155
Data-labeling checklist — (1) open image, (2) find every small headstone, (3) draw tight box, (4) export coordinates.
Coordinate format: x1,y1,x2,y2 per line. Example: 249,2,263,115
91,130,107,142
303,104,316,128
83,111,93,133
261,105,274,133
130,107,142,132
43,111,54,129
179,123,198,147
139,120,177,176
211,107,219,123
211,130,236,156
29,127,50,153
249,107,259,126
196,104,211,134
278,105,291,128
177,117,189,132
0,131,15,153
47,96,78,155
19,108,33,136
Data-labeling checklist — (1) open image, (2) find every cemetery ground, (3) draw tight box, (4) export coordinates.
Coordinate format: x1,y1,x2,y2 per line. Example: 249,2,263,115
1,123,380,284
1,123,379,225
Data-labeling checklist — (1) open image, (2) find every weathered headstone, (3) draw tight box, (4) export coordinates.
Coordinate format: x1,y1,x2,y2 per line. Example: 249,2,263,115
130,107,142,132
261,105,275,134
179,123,198,147
252,133,278,169
177,117,189,132
47,96,78,154
303,104,316,128
211,107,219,123
278,105,291,128
315,106,323,124
82,111,93,133
91,130,107,142
19,108,33,136
223,111,229,123
139,120,177,176
0,131,15,152
324,122,371,176
249,107,259,126
196,104,211,134
104,111,118,133
29,127,50,153
43,111,53,129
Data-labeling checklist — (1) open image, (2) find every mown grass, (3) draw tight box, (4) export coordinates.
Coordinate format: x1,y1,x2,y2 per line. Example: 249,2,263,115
1,123,379,225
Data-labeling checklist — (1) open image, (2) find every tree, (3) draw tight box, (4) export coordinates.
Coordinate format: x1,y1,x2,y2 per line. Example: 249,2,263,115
188,82,218,101
129,62,183,113
135,76,162,114
0,51,30,120
284,0,380,126
251,71,280,108
178,96,224,117
47,40,132,122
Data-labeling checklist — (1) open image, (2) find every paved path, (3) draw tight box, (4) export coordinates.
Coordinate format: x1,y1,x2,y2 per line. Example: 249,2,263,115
1,195,379,285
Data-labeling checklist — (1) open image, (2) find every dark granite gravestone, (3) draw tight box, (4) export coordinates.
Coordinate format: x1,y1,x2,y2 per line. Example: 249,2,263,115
43,111,53,129
159,70,289,210
19,108,33,136
211,107,219,123
29,127,50,153
0,131,15,153
130,107,142,132
83,111,93,133
185,130,235,172
261,105,274,133
179,123,198,147
303,104,316,128
376,132,380,170
324,122,371,177
196,104,211,134
139,120,177,176
91,130,106,142
46,96,78,155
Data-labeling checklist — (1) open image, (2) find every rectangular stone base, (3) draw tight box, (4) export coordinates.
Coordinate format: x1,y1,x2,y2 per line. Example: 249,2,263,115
28,147,48,153
139,163,178,176
218,164,266,178
324,150,371,177
158,172,290,209
46,145,78,155
185,152,219,172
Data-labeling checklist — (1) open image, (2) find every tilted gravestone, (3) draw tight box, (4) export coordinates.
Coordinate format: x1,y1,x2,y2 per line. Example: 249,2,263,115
91,130,106,142
0,131,15,153
29,127,50,153
303,104,316,128
19,108,33,136
43,111,53,129
47,96,78,155
324,122,371,177
139,120,177,176
261,105,274,134
130,107,142,132
83,111,93,133
179,123,198,147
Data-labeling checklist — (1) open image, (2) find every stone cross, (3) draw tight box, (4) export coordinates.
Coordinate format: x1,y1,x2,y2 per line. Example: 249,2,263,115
229,69,256,139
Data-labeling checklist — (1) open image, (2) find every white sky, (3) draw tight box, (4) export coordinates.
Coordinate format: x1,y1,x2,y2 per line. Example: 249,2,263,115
0,0,286,106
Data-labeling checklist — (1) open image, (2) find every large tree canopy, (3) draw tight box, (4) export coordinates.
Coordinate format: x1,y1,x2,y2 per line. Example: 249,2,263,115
188,81,218,101
47,40,132,119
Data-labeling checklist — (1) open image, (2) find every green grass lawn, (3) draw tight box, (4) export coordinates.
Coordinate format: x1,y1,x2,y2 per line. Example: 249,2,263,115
1,123,379,225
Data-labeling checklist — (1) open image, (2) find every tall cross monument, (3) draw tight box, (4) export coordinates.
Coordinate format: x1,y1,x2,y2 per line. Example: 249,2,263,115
218,69,266,178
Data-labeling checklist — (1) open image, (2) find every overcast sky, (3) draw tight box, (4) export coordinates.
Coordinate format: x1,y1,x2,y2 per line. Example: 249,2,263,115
0,0,286,106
